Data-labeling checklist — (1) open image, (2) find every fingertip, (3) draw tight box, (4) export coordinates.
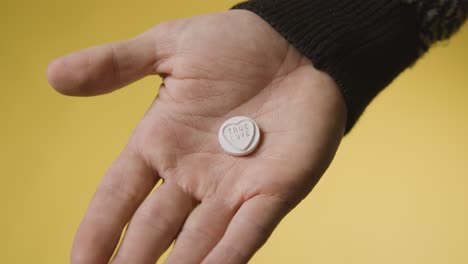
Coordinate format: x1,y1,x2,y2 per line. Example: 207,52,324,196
46,50,115,97
47,52,98,96
47,57,72,95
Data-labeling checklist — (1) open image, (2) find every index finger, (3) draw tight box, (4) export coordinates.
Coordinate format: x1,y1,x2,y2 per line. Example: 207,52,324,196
72,147,157,264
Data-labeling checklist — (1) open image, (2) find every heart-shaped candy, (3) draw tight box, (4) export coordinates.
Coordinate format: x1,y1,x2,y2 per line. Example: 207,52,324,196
222,119,256,151
218,116,261,156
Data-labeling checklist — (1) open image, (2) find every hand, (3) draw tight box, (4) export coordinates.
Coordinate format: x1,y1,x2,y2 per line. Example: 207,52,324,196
48,10,347,264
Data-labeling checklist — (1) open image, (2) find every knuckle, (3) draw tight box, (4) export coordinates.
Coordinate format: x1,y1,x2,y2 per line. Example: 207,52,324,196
98,180,141,206
134,205,175,233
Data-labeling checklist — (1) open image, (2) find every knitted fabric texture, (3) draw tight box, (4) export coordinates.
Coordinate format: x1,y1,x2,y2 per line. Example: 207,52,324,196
405,0,468,53
233,0,467,133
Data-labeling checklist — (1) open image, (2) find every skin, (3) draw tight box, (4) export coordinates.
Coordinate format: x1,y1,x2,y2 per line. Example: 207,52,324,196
47,10,347,264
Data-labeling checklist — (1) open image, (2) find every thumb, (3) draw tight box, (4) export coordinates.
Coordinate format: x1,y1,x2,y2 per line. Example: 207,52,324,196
47,26,171,96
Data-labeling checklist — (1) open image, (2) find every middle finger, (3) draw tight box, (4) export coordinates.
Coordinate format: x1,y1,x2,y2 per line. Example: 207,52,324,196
112,180,195,264
164,197,239,264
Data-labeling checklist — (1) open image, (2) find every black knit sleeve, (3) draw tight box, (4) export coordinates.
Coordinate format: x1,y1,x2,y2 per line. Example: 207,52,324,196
232,0,468,133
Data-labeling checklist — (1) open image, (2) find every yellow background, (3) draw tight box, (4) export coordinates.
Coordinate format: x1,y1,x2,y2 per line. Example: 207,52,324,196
2,0,467,263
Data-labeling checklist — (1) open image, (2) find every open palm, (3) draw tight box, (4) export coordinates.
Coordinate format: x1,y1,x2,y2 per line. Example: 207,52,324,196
48,10,347,264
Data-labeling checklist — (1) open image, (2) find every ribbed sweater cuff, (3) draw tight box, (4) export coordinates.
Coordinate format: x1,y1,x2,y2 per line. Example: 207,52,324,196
233,0,420,133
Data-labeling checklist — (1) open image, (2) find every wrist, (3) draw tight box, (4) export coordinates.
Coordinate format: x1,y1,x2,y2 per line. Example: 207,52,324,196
233,0,420,133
